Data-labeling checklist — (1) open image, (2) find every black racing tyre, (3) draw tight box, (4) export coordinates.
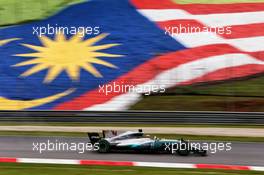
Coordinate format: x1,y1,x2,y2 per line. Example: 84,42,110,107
98,140,110,153
177,149,190,156
200,150,207,156
177,142,190,156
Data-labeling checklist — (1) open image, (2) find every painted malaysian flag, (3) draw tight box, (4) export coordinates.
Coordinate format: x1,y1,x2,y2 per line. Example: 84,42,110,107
0,0,263,110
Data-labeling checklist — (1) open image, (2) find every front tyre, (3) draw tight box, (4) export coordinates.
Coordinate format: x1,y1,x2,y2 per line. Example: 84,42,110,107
98,140,110,153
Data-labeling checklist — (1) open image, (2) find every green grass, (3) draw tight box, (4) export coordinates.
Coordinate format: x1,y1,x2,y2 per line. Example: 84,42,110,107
131,95,264,111
167,76,264,97
152,134,264,142
0,131,85,137
0,0,262,27
2,0,261,27
131,76,264,112
173,0,264,4
0,163,263,175
0,0,83,26
1,131,263,142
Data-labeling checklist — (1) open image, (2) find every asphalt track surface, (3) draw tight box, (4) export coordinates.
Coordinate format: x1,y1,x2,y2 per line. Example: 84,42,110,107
0,136,264,166
0,136,263,166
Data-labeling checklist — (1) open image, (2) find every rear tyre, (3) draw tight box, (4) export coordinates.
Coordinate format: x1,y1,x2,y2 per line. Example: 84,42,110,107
177,149,190,156
177,142,190,156
200,150,207,156
98,140,110,153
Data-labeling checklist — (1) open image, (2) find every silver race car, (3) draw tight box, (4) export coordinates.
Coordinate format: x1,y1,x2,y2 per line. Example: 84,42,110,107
88,129,207,156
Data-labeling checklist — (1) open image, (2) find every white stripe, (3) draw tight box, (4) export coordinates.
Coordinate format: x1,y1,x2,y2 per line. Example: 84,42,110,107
142,54,263,86
250,166,264,171
17,158,79,165
135,162,195,168
139,9,190,21
172,32,264,52
228,36,264,52
173,32,223,47
86,54,264,110
138,9,264,27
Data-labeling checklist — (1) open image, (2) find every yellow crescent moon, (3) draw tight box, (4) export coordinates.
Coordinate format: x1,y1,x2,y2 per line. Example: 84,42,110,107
0,38,21,46
0,89,74,110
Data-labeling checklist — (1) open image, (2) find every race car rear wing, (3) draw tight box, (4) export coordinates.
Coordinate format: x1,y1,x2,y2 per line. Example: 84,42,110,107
87,130,118,144
87,132,101,144
88,129,143,144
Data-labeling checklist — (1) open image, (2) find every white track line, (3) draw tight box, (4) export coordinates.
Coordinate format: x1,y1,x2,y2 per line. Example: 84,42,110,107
17,158,79,165
1,157,263,171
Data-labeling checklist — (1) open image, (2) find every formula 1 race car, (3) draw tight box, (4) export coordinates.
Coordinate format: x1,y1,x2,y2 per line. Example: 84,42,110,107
88,129,207,156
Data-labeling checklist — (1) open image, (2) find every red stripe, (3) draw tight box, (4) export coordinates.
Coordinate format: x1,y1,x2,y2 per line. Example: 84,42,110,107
158,20,264,39
130,0,264,14
131,0,178,9
177,50,264,85
80,160,134,166
180,64,264,86
220,23,264,39
196,164,250,170
250,51,264,61
0,157,17,163
54,44,254,110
